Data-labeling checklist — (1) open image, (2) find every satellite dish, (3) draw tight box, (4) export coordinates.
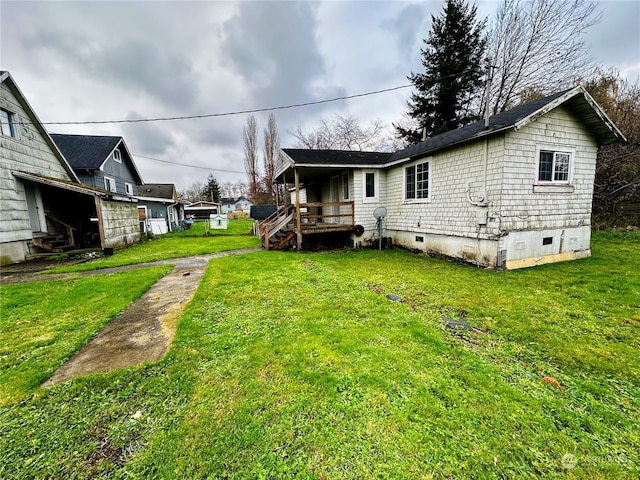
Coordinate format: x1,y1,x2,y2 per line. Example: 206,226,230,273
373,206,387,219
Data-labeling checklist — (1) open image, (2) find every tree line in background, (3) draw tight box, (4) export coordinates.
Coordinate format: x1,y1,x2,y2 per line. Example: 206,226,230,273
178,175,249,204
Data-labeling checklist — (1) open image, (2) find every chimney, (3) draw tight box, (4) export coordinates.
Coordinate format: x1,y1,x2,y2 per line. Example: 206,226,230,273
483,57,494,128
422,127,428,142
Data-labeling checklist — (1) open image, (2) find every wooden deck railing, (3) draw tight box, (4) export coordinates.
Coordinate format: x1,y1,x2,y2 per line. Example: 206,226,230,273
298,201,354,226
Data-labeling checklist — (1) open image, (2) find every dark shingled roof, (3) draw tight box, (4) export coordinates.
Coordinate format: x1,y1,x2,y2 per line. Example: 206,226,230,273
50,134,121,169
390,89,571,162
282,149,392,166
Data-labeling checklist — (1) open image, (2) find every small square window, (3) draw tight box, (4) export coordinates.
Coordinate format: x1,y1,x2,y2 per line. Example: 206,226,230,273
542,237,553,245
538,150,571,183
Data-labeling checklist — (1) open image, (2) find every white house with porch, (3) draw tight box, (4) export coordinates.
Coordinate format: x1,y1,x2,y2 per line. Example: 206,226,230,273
265,87,624,269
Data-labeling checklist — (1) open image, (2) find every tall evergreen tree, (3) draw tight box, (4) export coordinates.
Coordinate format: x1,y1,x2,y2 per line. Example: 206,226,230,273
203,174,221,203
396,0,486,144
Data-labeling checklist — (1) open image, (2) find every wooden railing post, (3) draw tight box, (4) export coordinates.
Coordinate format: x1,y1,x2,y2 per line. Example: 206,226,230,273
295,169,302,250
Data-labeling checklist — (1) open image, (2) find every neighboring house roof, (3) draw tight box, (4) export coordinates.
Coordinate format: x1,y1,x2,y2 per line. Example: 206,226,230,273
50,133,144,184
277,86,625,178
187,201,220,207
138,183,177,200
0,71,79,182
221,196,252,204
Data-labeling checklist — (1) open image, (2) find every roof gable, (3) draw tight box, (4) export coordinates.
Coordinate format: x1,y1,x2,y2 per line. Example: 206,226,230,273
391,86,625,163
0,71,79,182
277,87,625,176
50,133,144,184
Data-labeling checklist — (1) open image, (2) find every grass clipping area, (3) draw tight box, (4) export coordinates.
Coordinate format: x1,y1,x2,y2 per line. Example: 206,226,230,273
1,231,639,478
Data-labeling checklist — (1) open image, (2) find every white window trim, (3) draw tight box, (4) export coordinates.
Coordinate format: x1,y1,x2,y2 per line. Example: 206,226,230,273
113,149,122,163
362,170,379,203
0,109,20,139
534,144,575,185
403,159,432,204
125,182,133,195
104,176,117,193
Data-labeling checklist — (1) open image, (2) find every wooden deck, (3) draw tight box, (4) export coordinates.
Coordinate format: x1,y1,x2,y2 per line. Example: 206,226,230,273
259,201,355,249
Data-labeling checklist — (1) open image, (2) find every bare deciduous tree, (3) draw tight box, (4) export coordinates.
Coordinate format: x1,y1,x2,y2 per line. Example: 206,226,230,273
293,114,392,151
485,0,601,114
583,69,640,224
243,115,260,202
263,113,280,202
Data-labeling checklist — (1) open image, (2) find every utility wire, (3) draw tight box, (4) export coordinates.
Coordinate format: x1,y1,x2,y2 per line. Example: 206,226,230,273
39,84,414,126
132,153,245,174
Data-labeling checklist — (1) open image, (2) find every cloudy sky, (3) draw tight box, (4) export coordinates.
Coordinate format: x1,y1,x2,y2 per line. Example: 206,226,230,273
2,0,639,190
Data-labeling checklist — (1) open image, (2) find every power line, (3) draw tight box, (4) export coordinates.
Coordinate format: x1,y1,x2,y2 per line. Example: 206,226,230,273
39,84,414,126
132,153,245,174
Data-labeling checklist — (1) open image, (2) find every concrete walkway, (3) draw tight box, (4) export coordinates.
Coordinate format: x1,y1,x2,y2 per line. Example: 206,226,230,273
20,248,261,386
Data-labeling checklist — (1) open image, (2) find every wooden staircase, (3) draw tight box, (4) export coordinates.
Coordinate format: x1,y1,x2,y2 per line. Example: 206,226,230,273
32,234,75,253
259,205,295,250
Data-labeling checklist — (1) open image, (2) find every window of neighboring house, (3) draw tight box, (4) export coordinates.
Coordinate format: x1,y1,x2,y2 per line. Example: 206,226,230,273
538,150,571,183
363,171,378,202
404,161,430,201
0,109,20,139
104,177,117,193
125,182,133,195
113,149,122,163
342,173,349,200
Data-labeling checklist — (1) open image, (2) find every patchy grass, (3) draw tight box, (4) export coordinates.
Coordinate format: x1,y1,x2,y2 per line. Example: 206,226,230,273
48,219,259,273
0,266,171,406
0,231,638,478
173,218,255,237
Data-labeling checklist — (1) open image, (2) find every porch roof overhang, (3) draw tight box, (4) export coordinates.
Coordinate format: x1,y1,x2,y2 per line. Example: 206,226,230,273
12,171,137,203
275,149,390,184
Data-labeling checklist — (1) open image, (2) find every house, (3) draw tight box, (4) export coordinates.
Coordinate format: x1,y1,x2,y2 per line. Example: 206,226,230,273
50,133,143,196
184,200,222,220
266,86,625,269
0,71,140,265
136,183,185,234
221,196,252,213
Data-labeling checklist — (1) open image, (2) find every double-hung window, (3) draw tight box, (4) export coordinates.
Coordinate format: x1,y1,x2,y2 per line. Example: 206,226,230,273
405,161,430,201
104,177,117,193
538,150,571,183
0,109,20,139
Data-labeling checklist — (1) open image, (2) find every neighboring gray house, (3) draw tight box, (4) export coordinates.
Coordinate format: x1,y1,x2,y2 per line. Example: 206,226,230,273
267,87,625,269
221,196,252,213
136,183,185,234
50,133,143,196
0,71,140,265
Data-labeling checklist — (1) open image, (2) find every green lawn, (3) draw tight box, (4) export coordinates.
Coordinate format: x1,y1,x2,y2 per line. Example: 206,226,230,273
0,231,638,478
48,219,260,273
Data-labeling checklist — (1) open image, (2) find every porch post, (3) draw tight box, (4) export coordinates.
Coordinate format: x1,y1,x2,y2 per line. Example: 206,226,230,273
94,196,106,249
295,168,302,250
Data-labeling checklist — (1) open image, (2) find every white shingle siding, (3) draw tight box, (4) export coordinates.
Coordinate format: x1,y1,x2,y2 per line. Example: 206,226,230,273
350,107,597,268
100,200,140,248
1,81,73,258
